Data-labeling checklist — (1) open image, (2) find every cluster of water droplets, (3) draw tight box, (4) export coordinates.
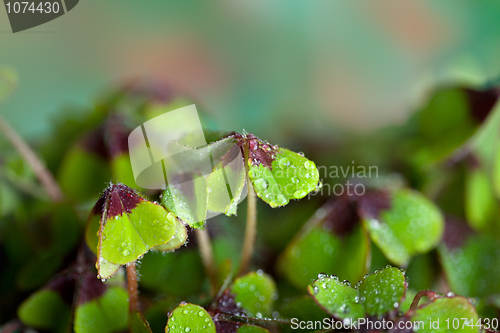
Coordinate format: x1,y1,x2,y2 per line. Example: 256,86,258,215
232,271,278,318
248,165,288,208
357,266,406,316
310,267,407,322
311,273,339,296
168,304,214,332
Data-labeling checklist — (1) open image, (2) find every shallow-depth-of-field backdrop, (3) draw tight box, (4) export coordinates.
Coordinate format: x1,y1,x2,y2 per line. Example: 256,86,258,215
1,1,500,333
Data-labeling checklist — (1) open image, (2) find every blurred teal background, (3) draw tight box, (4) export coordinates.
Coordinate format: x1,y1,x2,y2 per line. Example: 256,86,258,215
1,0,500,141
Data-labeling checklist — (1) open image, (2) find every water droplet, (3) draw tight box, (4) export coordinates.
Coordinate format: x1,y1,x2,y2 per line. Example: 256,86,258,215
276,195,287,206
313,286,319,295
304,161,314,169
198,311,204,316
254,178,268,190
279,158,290,168
249,140,258,151
167,212,176,223
121,242,127,247
298,152,305,157
185,328,191,332
340,304,350,313
294,190,306,197
183,310,188,315
123,249,130,256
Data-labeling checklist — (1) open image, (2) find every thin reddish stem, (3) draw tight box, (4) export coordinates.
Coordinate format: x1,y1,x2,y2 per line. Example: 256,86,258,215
195,228,217,295
409,290,439,312
238,142,257,276
0,116,64,202
126,262,139,314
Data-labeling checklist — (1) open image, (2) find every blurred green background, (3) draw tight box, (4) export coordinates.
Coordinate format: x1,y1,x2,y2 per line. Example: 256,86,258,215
1,0,500,142
2,2,500,331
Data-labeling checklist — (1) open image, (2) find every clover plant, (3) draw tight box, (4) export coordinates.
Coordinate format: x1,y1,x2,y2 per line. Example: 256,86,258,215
1,74,500,333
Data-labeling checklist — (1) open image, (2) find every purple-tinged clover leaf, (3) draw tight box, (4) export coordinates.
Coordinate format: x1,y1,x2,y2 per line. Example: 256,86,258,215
85,183,183,279
230,133,319,208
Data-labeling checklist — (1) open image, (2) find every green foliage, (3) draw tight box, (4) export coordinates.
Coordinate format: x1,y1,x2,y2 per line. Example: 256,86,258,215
58,147,110,201
359,188,444,267
465,167,500,233
85,184,181,279
439,231,500,298
308,267,407,323
18,290,70,332
166,303,215,333
410,296,479,333
231,271,277,317
248,148,319,208
278,196,369,290
161,176,209,229
2,82,500,333
130,311,153,333
139,250,205,297
74,287,129,333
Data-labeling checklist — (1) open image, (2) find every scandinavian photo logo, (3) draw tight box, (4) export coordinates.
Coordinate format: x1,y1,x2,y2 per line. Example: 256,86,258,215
128,104,247,226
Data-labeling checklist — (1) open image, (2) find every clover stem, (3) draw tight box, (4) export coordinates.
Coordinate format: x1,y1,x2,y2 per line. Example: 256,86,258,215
239,140,257,275
195,228,217,295
0,115,64,202
126,262,139,314
409,290,439,313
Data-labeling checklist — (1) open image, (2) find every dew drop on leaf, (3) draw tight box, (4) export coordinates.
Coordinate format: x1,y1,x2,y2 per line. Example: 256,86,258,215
304,161,314,169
